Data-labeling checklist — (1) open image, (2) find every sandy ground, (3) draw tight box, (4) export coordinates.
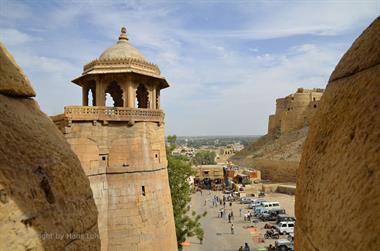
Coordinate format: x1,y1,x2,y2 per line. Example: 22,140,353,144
183,190,295,251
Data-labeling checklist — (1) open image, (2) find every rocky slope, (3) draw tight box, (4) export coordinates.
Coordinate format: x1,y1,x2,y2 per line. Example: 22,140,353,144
295,17,380,251
0,43,100,250
231,127,308,183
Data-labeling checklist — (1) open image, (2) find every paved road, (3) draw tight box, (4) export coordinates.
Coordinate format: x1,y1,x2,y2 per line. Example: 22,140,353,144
183,190,295,251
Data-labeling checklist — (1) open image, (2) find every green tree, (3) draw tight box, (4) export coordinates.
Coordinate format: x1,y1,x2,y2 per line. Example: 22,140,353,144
193,151,217,165
166,135,206,250
167,134,177,147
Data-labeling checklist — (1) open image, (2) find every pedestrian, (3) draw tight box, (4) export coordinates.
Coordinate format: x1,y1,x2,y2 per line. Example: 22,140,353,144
268,244,274,251
231,211,234,220
239,208,242,217
228,213,231,223
243,242,250,251
229,201,232,207
230,224,234,234
239,246,244,251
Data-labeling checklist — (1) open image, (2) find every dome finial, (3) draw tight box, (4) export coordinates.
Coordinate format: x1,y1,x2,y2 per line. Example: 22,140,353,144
118,26,128,42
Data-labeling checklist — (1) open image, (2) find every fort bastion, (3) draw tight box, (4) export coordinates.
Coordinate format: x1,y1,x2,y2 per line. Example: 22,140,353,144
52,27,177,251
268,88,324,134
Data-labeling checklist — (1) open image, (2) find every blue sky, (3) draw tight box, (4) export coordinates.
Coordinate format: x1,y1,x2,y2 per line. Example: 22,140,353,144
1,0,379,136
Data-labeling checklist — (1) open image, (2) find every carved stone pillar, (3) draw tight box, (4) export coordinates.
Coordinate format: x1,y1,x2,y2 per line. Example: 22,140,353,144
96,76,105,106
82,84,89,106
156,89,160,109
148,86,153,109
127,78,135,108
152,87,157,109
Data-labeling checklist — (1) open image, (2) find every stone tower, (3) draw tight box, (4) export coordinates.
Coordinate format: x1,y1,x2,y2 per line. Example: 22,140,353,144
53,27,177,251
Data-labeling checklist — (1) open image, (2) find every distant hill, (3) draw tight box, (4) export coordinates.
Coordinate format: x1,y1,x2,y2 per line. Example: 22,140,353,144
231,88,324,183
231,127,308,183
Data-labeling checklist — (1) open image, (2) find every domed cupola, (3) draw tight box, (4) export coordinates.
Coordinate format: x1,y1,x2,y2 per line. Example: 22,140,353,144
99,27,146,61
71,27,169,110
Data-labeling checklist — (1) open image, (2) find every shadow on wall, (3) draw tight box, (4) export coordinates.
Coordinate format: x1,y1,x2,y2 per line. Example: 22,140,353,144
0,43,100,250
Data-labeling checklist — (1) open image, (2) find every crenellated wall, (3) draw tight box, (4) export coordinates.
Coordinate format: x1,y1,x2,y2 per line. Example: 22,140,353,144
268,88,324,134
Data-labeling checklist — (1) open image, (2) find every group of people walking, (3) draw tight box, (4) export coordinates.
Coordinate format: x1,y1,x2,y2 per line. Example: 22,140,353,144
200,190,258,251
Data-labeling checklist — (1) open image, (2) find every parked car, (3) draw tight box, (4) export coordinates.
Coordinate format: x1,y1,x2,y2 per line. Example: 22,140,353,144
274,221,295,235
240,197,254,204
260,208,286,221
248,199,266,209
253,206,266,217
276,214,296,224
261,201,281,210
256,209,270,219
275,239,294,251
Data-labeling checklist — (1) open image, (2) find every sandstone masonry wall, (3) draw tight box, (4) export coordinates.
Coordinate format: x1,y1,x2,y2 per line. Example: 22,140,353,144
268,88,323,134
295,17,380,251
0,44,100,250
60,121,177,251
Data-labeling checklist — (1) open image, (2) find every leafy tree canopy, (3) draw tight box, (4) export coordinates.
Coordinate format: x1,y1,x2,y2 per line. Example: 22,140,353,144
166,135,206,250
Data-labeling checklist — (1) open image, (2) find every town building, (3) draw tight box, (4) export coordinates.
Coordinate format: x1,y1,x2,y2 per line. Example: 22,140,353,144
192,164,225,189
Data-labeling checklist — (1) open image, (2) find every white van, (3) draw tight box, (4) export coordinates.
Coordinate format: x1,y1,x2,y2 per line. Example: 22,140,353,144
261,201,281,210
274,221,295,235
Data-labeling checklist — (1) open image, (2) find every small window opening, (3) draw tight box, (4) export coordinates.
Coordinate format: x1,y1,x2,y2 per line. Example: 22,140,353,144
102,156,106,161
313,97,316,101
142,186,146,196
313,104,317,108
155,154,158,158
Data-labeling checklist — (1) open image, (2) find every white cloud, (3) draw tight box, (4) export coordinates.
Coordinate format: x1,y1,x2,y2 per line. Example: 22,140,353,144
0,1,378,135
235,1,380,39
0,28,37,45
162,42,345,135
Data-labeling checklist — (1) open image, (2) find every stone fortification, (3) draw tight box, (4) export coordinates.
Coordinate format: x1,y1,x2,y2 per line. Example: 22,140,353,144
232,87,323,183
295,17,380,251
268,88,323,134
57,121,176,250
53,28,177,251
0,43,100,250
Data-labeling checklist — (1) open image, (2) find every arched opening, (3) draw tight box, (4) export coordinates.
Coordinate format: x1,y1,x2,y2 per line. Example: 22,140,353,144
136,84,149,108
87,81,96,106
105,81,123,107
